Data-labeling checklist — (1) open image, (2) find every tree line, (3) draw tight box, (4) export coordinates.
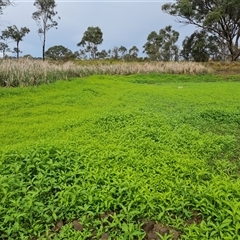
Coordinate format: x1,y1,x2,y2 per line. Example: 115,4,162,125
0,0,239,61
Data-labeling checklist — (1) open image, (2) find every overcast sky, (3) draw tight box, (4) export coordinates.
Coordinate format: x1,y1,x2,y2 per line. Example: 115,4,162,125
0,0,196,58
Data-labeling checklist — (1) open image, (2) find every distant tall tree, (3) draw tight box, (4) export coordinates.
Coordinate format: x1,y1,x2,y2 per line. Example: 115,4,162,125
157,25,179,61
162,0,240,61
118,45,127,59
129,46,139,59
171,45,179,61
45,45,74,61
0,33,10,57
32,0,60,61
143,31,161,60
77,26,103,59
181,30,221,62
1,25,30,59
0,42,10,57
143,26,179,61
107,49,111,58
111,46,119,59
74,49,87,60
97,49,108,59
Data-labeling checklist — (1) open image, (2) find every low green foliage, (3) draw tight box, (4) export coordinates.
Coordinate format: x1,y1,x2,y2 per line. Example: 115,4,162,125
0,74,240,239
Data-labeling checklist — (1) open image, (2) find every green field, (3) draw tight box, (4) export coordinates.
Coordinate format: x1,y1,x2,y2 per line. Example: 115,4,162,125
1,74,240,239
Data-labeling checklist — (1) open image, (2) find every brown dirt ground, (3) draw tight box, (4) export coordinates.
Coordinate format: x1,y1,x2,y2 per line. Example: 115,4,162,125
43,210,203,239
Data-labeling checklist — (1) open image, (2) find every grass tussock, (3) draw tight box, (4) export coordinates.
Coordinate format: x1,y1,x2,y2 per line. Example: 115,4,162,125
0,59,210,87
204,61,240,75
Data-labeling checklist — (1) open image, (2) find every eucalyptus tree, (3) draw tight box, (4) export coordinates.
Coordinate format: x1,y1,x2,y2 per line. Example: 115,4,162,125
162,0,240,61
0,42,10,57
0,0,12,15
143,31,161,60
32,0,60,61
0,1,13,58
45,45,74,60
118,45,127,59
181,30,221,62
77,26,103,59
97,49,108,59
129,45,139,59
111,46,119,59
74,49,87,60
143,25,179,61
1,25,30,59
0,32,10,57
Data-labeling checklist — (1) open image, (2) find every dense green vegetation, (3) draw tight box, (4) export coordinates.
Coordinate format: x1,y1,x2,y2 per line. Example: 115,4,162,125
0,74,240,239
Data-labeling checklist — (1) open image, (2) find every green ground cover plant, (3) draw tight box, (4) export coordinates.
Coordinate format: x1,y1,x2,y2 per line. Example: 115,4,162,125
0,74,240,239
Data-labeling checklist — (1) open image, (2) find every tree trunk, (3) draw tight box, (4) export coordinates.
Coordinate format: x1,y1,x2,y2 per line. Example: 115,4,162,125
17,41,19,59
231,53,240,61
42,43,45,61
231,46,240,61
229,44,240,61
42,30,46,61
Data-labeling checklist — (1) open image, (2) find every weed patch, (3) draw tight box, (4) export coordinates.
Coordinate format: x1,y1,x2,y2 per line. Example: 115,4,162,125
0,74,240,239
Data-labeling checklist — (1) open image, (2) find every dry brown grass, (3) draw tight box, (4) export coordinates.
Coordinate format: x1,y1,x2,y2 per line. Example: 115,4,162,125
204,61,240,75
0,59,211,87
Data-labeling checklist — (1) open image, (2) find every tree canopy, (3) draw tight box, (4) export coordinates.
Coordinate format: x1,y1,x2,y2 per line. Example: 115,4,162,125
96,49,108,59
32,0,60,60
129,46,139,59
77,26,103,59
118,46,127,59
181,30,221,62
45,45,74,61
1,25,30,59
162,0,240,61
0,42,10,57
0,0,11,15
143,25,179,61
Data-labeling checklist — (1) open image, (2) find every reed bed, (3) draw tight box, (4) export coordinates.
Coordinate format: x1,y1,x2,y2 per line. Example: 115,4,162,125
0,59,210,87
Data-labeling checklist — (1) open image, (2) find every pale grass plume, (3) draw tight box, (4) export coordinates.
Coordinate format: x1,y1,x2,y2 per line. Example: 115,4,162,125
0,59,211,87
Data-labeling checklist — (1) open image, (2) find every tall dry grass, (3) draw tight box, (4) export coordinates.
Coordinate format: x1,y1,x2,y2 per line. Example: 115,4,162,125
0,59,211,87
203,61,240,75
